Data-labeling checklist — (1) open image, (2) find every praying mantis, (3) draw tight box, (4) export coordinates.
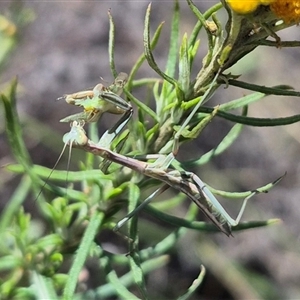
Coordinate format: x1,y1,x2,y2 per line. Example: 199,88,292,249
62,120,283,236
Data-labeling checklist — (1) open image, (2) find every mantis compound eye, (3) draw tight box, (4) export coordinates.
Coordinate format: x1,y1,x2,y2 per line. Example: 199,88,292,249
115,72,128,85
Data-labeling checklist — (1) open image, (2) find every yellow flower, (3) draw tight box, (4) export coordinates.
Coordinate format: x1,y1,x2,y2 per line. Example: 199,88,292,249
270,0,300,23
226,0,275,14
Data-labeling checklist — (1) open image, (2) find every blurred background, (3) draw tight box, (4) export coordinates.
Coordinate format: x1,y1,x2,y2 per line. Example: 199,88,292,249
1,0,300,299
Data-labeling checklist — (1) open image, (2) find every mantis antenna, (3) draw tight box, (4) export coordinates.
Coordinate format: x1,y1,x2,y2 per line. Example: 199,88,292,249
35,121,88,202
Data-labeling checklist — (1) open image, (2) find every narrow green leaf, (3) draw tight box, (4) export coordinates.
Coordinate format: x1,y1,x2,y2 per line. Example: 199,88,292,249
195,121,244,166
165,0,179,78
106,273,140,299
108,10,117,78
63,212,105,299
0,175,31,233
127,22,164,89
186,0,214,67
124,89,158,122
228,80,300,97
186,107,246,166
144,4,178,88
1,80,41,196
6,164,113,181
158,0,180,118
208,172,285,199
31,272,58,300
188,38,200,68
219,92,265,111
177,265,206,300
183,90,265,112
35,234,64,249
232,219,282,232
146,203,279,233
178,33,190,95
144,204,220,232
198,106,300,126
101,256,141,300
127,182,149,299
87,256,169,299
0,256,22,271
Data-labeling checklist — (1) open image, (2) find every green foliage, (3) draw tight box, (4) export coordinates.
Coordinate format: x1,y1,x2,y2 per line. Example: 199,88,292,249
1,1,300,299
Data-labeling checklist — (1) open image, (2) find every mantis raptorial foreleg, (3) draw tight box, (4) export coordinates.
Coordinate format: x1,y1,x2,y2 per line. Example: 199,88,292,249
40,74,129,191
114,184,170,231
59,72,128,121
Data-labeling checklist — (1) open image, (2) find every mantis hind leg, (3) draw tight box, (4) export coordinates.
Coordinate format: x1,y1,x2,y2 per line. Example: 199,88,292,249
114,184,169,231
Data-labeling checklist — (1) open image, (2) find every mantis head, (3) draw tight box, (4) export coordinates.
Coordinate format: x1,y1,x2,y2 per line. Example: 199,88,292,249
63,121,88,147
